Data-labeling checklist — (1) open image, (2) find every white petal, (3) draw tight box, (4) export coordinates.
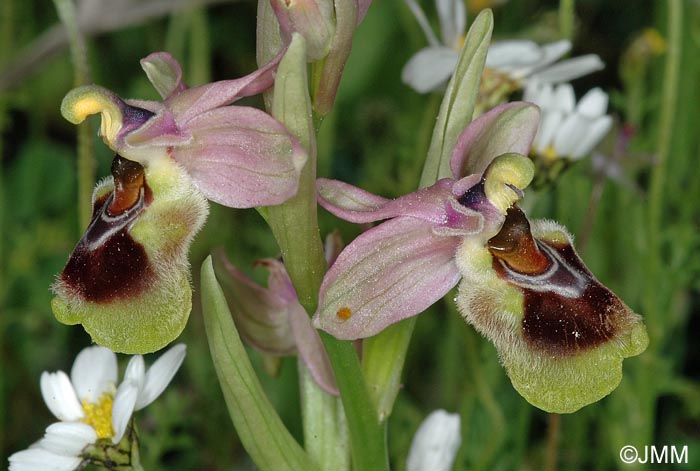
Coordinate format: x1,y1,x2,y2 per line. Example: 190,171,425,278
436,0,465,49
486,40,543,71
111,382,138,444
406,410,462,471
534,109,565,153
38,422,97,456
576,87,608,117
553,83,576,113
402,47,459,93
553,113,589,157
536,40,573,68
571,115,613,159
70,346,117,403
40,372,84,421
404,0,440,47
529,54,604,84
9,448,82,471
135,343,186,410
123,355,146,391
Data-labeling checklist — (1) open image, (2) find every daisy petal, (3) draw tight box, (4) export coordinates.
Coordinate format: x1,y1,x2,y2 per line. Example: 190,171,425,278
38,422,97,457
135,344,186,410
40,372,84,421
571,115,613,159
436,0,466,48
407,410,462,471
402,47,460,93
70,346,117,403
314,217,462,339
576,87,608,117
9,448,83,471
529,54,604,84
123,355,146,390
111,382,139,444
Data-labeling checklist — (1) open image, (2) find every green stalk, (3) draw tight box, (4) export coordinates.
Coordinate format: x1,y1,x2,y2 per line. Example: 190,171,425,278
201,258,317,471
646,0,681,336
265,34,389,471
53,0,94,229
299,359,350,471
558,0,575,41
362,10,494,422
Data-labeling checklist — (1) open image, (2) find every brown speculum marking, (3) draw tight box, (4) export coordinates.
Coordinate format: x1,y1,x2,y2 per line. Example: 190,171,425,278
60,155,154,303
489,206,621,356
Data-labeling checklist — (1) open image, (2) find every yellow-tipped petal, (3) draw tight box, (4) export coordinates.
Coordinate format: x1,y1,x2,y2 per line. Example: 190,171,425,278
483,153,534,213
61,85,124,149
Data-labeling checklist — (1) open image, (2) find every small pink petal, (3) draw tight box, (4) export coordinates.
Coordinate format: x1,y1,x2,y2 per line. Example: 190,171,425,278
288,304,338,395
318,178,456,225
214,250,297,355
451,102,540,178
140,52,187,100
173,106,307,208
167,50,284,125
314,217,462,339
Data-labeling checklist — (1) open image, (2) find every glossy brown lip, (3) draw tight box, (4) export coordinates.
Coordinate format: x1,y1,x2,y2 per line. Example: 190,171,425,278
59,155,154,303
489,206,626,356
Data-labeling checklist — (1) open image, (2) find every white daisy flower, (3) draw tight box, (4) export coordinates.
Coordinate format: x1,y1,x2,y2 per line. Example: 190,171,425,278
525,81,613,161
402,0,604,94
8,344,186,471
406,409,462,471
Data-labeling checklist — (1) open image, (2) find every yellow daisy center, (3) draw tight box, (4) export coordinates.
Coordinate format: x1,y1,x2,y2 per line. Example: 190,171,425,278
80,392,115,440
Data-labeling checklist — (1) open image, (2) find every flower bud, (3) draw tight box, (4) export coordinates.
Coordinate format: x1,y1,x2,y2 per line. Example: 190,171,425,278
270,0,336,61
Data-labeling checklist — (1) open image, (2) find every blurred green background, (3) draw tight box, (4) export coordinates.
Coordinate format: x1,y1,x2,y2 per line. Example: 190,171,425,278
1,0,699,469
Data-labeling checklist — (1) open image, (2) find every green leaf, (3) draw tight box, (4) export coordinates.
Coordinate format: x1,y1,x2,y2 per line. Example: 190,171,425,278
420,9,493,188
200,256,317,471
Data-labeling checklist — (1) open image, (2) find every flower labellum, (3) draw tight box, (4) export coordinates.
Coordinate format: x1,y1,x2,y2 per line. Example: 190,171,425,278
455,205,648,413
52,155,207,354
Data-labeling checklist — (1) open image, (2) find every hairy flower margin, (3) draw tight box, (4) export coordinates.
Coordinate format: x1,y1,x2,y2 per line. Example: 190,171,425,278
314,102,648,413
53,52,307,354
8,345,186,471
402,0,604,96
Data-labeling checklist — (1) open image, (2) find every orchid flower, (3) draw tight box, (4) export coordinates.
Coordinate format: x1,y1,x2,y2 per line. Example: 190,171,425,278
212,233,343,395
402,0,603,96
53,52,307,354
8,345,185,471
314,102,648,413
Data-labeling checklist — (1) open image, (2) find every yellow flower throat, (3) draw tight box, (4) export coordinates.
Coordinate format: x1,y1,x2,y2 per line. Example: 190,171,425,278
81,392,115,439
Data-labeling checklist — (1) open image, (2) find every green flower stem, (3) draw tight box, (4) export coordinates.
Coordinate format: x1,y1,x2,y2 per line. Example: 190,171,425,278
321,333,390,471
201,257,317,471
362,318,416,420
53,0,94,229
361,10,494,423
420,10,494,186
299,358,350,471
265,34,389,471
558,0,575,41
